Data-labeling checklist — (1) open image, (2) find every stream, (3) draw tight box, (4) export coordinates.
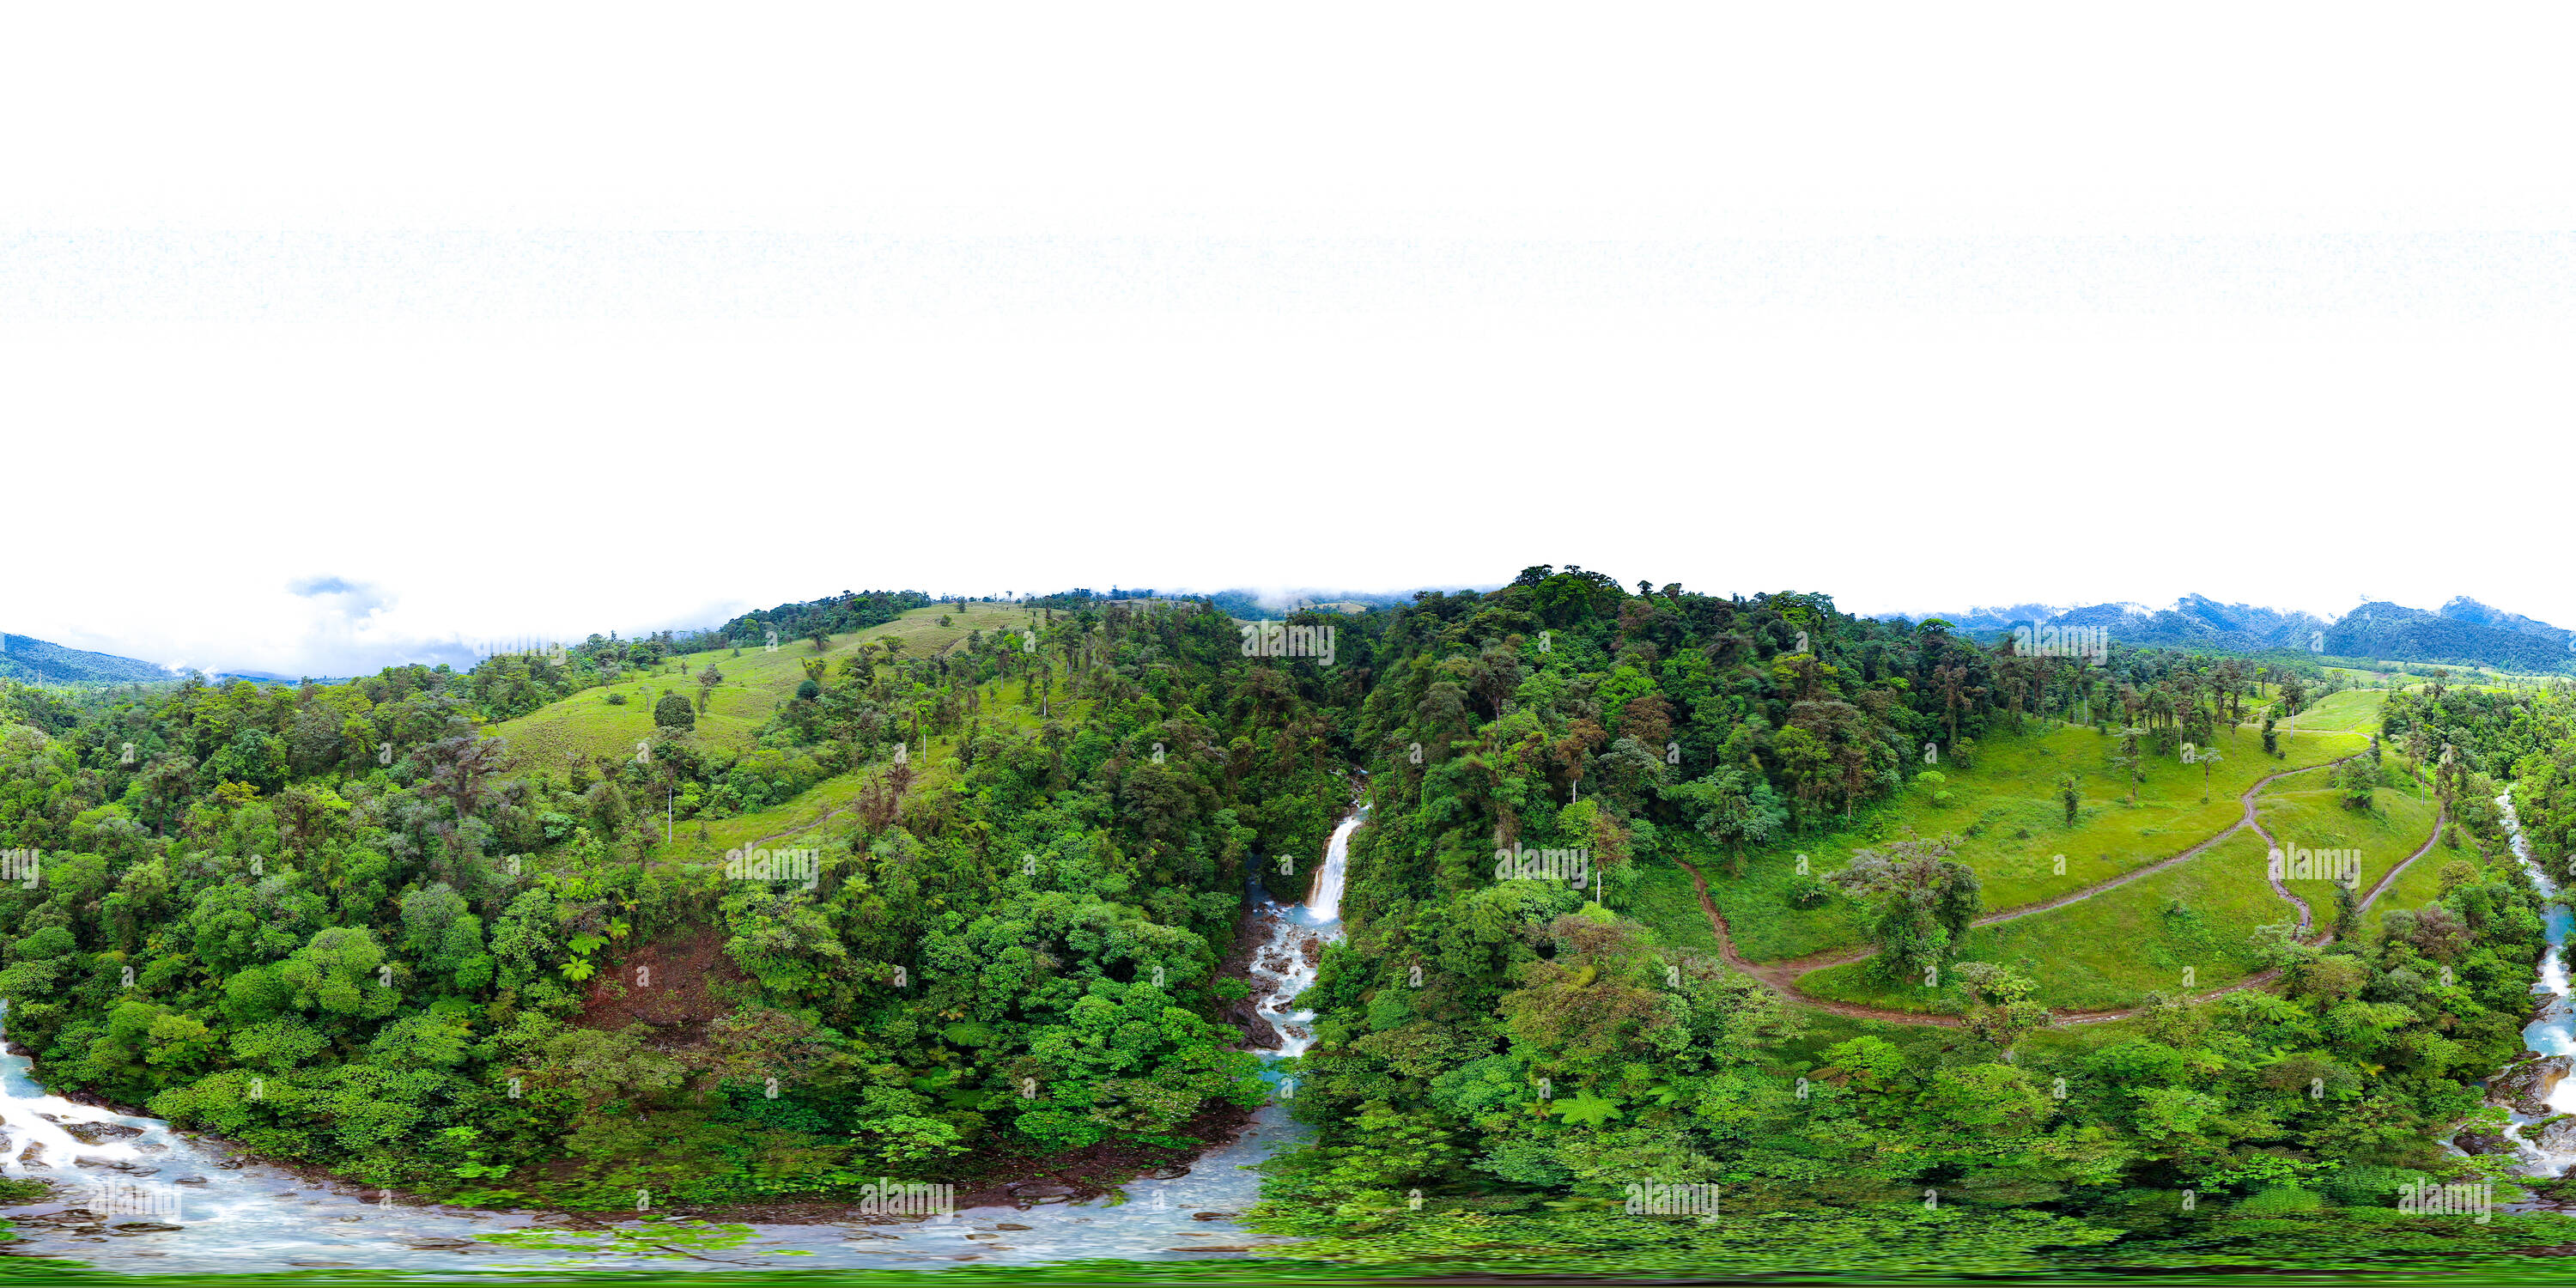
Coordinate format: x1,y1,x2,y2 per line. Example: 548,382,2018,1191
2491,790,2575,1176
0,811,1364,1274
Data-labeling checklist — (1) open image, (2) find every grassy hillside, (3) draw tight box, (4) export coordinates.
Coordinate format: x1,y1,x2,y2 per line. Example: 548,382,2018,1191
635,668,1097,867
1800,778,2437,1012
1626,689,2442,1016
2288,686,2387,733
1697,714,2370,963
488,601,1036,770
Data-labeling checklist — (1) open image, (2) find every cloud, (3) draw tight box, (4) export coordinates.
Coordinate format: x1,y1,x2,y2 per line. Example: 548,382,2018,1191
289,575,373,600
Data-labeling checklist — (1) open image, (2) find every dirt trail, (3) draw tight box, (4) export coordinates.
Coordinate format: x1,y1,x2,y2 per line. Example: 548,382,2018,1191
1678,752,2451,1029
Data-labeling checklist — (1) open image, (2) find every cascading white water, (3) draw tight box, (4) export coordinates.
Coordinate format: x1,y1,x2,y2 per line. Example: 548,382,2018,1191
2491,792,2576,1176
1248,808,1364,1060
0,811,1370,1273
1301,811,1359,942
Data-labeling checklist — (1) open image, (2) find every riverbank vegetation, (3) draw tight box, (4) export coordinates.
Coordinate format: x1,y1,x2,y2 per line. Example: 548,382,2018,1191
5,570,2574,1276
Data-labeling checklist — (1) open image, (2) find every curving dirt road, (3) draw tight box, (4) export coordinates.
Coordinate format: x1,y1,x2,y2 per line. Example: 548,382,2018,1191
1676,752,2451,1029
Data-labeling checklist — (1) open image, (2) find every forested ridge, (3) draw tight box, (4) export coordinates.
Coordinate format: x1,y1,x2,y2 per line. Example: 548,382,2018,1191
4,564,2574,1273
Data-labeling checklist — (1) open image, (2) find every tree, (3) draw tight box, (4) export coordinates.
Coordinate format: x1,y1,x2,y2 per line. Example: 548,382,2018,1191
808,624,830,652
695,663,723,714
2110,726,2148,805
2278,671,2308,714
280,927,399,1024
2057,773,2081,824
586,780,631,838
1931,664,1983,747
1824,834,1982,983
653,693,696,730
1668,768,1789,877
2262,715,2279,757
1952,962,2051,1054
2194,745,2222,805
413,728,509,862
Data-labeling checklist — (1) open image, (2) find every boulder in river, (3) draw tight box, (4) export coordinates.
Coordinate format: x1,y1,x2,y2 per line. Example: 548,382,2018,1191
2455,1126,2516,1155
2487,1054,2573,1115
1227,1004,1283,1049
64,1123,143,1145
2537,1116,2576,1154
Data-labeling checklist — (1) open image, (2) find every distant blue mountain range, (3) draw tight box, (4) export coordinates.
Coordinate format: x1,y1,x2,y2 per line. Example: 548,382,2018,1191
1910,596,2575,671
0,634,173,684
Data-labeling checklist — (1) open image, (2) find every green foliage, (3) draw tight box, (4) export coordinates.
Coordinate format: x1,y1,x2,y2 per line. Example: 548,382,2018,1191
3,576,2568,1279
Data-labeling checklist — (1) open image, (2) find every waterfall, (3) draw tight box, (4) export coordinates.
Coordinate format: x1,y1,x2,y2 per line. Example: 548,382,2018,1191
1304,811,1361,927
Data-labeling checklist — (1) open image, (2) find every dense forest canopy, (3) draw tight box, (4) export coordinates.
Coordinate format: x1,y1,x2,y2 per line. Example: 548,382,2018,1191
3,564,2572,1274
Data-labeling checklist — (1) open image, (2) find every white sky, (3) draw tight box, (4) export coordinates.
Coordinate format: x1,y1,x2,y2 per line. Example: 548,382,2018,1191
4,4,2573,676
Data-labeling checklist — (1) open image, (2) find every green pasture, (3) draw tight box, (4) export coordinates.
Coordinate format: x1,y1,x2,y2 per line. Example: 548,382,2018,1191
2366,850,2458,940
1625,859,1722,957
1702,713,2372,964
1799,774,2439,1014
2287,687,2389,734
633,658,1097,869
489,601,1036,770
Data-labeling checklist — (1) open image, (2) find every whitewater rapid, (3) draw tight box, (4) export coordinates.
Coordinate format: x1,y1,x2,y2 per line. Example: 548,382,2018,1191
2492,792,2575,1176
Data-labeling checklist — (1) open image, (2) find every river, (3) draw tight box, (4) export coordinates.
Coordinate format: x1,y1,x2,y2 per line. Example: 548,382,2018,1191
2492,790,2575,1176
0,810,1364,1273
